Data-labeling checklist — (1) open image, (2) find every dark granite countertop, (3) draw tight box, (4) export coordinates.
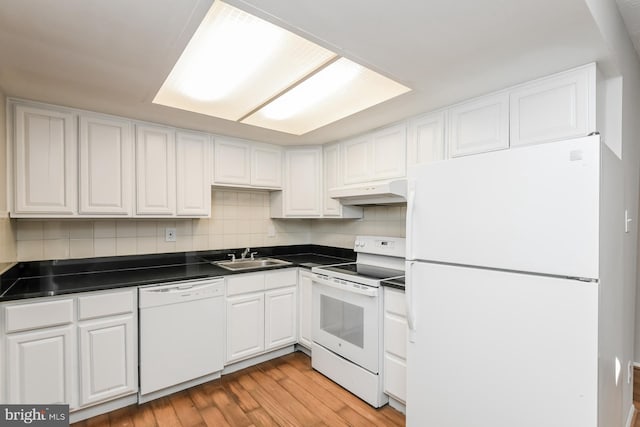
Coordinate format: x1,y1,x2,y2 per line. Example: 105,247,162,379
381,277,405,291
0,245,355,302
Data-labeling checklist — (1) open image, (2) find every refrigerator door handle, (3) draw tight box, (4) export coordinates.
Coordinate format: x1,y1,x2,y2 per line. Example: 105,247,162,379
406,260,417,342
406,179,416,260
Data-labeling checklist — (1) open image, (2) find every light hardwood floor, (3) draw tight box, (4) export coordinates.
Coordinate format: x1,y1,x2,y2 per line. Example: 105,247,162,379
72,352,405,427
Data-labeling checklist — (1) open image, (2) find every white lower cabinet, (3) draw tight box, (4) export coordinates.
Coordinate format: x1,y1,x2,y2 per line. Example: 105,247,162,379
265,287,297,350
1,289,137,412
383,287,407,404
78,315,136,406
225,269,297,364
6,325,76,407
298,270,313,349
226,292,265,362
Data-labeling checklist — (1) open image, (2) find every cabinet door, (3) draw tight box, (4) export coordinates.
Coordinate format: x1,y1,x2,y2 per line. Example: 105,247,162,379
79,115,133,215
342,135,372,185
78,315,137,406
176,131,211,216
384,287,407,403
252,144,282,188
407,111,446,166
298,271,313,349
448,92,509,157
135,125,176,215
510,65,595,147
371,124,406,180
226,293,265,363
323,143,342,216
6,325,76,408
283,148,322,216
213,139,251,185
13,104,77,215
265,286,297,351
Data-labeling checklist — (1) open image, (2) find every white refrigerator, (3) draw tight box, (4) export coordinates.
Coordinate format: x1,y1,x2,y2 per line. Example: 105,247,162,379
405,135,623,427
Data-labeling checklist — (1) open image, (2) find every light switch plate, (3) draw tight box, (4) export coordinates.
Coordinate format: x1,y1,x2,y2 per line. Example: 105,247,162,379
165,228,177,242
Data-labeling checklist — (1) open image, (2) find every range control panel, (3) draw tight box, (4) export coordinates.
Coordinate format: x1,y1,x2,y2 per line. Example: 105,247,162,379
354,235,406,257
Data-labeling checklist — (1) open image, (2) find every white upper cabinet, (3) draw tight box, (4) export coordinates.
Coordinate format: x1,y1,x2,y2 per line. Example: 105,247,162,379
13,104,77,215
135,124,176,216
371,123,407,180
342,135,371,185
78,114,133,215
323,143,342,216
407,110,447,166
271,147,322,218
251,143,282,188
342,123,407,185
213,138,282,189
176,131,211,217
510,64,595,147
448,92,510,157
213,138,252,186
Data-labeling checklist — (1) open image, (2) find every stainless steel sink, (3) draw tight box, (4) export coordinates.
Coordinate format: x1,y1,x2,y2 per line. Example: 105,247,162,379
214,258,292,271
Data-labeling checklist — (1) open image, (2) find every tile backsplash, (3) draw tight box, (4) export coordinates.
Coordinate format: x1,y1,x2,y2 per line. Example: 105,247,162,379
14,190,407,261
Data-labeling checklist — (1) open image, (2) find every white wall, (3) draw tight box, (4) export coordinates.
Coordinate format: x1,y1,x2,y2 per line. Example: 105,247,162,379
0,88,16,265
584,0,640,425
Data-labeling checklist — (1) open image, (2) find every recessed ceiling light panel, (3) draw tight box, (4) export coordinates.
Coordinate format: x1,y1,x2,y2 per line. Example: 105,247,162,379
153,1,411,134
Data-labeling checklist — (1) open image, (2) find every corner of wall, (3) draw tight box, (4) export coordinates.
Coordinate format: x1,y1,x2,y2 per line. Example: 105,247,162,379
0,87,17,263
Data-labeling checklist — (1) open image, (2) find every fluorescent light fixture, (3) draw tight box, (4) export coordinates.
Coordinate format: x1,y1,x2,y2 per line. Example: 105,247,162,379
154,1,411,134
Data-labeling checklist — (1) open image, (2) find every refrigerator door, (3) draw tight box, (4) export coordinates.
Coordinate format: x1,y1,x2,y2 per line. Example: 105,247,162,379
406,135,599,280
406,261,598,427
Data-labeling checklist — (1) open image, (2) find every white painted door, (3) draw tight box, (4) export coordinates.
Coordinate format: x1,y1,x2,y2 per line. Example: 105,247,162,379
448,92,509,157
252,143,282,188
135,124,176,215
371,123,406,180
510,65,595,147
298,271,313,349
342,135,371,185
213,138,251,185
13,104,77,215
407,110,446,166
383,287,407,403
6,325,76,408
323,143,342,216
283,148,322,217
176,131,211,216
78,315,136,406
226,292,265,363
79,114,132,215
265,286,297,350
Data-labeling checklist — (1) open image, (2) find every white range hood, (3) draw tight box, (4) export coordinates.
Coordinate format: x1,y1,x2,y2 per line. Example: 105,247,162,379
328,179,407,205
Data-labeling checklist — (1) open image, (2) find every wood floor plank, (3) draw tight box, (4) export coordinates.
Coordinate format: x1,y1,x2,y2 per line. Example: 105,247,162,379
222,377,261,412
206,382,254,427
74,352,406,427
149,397,182,427
169,391,206,427
277,377,350,427
130,403,158,427
249,369,321,426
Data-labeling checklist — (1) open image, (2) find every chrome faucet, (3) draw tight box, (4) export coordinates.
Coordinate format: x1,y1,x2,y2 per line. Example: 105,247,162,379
241,247,250,259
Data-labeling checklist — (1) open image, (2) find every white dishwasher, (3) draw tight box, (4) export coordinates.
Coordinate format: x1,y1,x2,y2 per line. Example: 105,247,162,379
139,277,224,403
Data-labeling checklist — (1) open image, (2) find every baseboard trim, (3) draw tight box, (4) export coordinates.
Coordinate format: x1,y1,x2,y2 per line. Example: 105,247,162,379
222,346,295,375
69,394,138,423
626,404,636,427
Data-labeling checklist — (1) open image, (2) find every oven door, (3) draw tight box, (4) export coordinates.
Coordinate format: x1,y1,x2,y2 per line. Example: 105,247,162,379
312,274,381,374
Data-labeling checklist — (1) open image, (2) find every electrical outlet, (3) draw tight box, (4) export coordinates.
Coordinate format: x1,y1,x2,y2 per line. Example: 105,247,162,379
165,228,176,242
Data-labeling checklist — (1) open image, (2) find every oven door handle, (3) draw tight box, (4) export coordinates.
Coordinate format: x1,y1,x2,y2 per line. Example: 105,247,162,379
312,275,378,297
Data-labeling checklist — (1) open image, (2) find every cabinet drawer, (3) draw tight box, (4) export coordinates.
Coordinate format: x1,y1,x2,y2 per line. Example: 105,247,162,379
78,290,135,320
265,269,297,290
384,314,407,359
227,273,265,296
5,298,74,333
384,288,406,316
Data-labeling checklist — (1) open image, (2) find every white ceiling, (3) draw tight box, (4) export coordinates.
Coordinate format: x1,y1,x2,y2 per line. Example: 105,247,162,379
0,0,618,145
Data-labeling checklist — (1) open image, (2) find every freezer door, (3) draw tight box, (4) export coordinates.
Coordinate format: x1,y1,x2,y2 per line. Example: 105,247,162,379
406,261,598,427
406,135,599,279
